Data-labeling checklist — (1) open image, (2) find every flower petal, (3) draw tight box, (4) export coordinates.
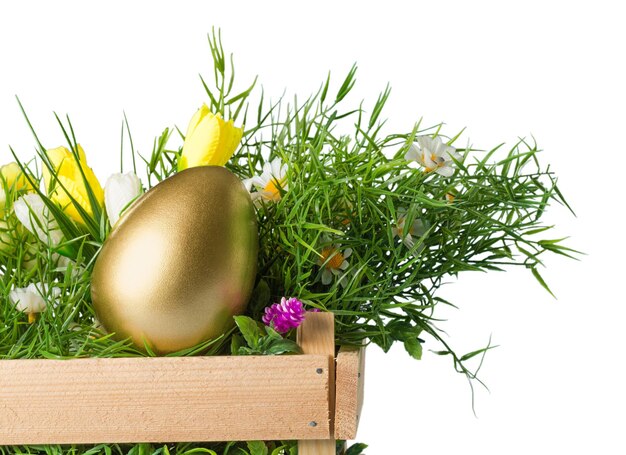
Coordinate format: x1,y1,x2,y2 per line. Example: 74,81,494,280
270,158,283,177
404,144,420,162
416,135,432,151
436,165,455,177
43,145,104,224
13,194,63,246
180,112,220,169
412,219,428,237
105,172,143,227
403,235,415,248
185,104,210,141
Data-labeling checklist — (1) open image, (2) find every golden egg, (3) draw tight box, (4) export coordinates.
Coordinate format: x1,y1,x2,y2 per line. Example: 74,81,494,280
91,166,258,354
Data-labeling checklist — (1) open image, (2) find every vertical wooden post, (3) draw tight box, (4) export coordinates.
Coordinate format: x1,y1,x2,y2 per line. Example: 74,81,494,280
297,312,336,455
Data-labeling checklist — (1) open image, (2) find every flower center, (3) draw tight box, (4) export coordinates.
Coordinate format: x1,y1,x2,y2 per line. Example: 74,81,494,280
396,220,415,237
422,152,446,173
263,178,285,201
320,247,344,270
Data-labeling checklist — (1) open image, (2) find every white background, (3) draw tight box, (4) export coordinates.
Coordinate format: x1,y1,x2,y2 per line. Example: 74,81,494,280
1,1,624,453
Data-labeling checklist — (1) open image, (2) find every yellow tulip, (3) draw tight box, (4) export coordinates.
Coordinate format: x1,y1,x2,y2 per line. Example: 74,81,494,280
43,145,104,224
1,162,33,211
1,162,32,190
178,104,244,171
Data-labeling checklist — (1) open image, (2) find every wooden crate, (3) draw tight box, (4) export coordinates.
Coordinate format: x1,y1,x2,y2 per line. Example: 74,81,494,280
0,313,365,455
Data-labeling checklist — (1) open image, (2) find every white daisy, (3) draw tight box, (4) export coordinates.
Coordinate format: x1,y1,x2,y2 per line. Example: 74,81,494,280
392,209,429,250
405,136,461,177
9,282,61,323
244,158,288,203
13,194,63,246
317,243,353,287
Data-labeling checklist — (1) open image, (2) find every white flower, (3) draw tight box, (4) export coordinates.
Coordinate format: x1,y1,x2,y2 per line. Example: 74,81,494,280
391,209,429,250
404,136,461,177
13,194,63,246
244,158,288,203
104,172,143,227
317,243,353,287
9,282,61,321
0,188,6,211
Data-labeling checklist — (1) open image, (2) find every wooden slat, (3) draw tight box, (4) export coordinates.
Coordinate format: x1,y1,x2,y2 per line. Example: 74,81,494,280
335,345,366,440
297,312,336,455
0,355,330,444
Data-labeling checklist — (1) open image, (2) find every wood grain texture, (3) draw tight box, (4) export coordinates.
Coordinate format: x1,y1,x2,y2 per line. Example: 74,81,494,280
0,355,330,445
297,312,336,455
335,345,366,440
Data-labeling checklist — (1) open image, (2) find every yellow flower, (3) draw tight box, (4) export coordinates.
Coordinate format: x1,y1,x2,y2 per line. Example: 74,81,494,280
43,145,104,224
178,104,243,171
1,162,33,210
1,162,32,191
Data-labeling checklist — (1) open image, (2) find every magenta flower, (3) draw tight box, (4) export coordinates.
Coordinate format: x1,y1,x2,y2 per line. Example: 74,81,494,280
262,297,308,333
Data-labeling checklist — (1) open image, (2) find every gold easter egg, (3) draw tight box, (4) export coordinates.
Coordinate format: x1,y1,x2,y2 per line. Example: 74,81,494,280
91,166,258,354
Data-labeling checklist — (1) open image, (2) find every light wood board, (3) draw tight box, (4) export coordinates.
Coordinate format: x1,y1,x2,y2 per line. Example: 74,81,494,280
335,345,366,440
0,355,330,444
297,312,337,455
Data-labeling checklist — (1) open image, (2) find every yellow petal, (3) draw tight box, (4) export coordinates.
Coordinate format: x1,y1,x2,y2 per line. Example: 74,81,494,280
76,144,89,166
1,162,32,191
51,175,94,223
46,146,73,180
180,112,221,169
228,123,244,161
43,145,104,224
214,115,232,166
185,104,210,140
179,106,243,170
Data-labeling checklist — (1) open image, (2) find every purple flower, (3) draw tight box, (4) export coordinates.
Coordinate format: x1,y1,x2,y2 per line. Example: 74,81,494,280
262,297,307,333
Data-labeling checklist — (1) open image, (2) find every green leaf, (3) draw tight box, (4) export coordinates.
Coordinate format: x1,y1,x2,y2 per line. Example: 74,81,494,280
525,225,554,236
264,325,283,341
460,344,497,362
531,267,556,298
233,316,262,350
246,441,268,455
270,446,286,455
180,449,218,455
237,346,257,356
403,337,423,360
262,339,301,356
230,334,244,355
336,63,357,102
346,443,368,455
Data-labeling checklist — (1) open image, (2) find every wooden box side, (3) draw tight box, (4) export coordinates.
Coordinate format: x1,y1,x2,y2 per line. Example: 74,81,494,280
0,354,331,445
335,345,366,440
